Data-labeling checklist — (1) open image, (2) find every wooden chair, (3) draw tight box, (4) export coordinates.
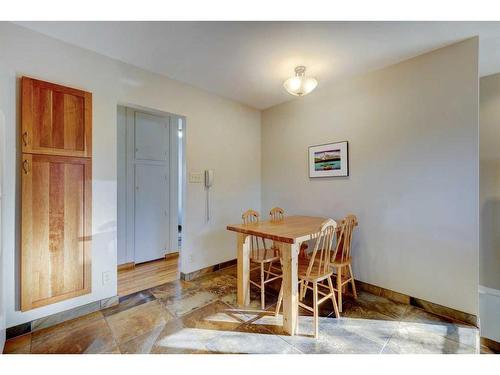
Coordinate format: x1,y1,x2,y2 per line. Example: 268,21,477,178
275,219,340,338
269,207,284,221
242,209,282,309
269,207,309,259
331,214,358,312
267,207,285,282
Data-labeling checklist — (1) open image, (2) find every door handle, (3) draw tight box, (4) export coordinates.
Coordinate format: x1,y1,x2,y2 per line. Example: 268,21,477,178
23,159,29,174
22,131,28,146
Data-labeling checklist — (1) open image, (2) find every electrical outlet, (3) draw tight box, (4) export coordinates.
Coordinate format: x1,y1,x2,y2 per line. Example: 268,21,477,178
188,255,194,263
102,271,112,285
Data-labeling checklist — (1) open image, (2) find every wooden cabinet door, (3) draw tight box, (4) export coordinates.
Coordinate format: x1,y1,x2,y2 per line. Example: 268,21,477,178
22,77,92,158
21,154,92,311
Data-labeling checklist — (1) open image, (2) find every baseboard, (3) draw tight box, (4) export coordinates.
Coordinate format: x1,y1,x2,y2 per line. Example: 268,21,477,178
180,258,477,326
6,295,119,340
479,284,500,347
479,284,500,297
480,336,500,353
118,252,179,272
181,258,237,281
117,262,135,271
356,279,477,326
165,252,179,261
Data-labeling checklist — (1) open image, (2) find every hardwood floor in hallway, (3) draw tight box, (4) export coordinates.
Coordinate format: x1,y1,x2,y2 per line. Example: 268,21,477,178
117,254,180,297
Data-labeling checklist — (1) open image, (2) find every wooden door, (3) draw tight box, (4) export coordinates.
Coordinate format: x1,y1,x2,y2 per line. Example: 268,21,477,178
21,154,92,310
22,77,92,158
21,76,93,311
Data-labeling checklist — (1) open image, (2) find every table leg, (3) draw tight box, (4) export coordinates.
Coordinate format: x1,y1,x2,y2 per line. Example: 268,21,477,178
282,242,299,335
237,233,250,306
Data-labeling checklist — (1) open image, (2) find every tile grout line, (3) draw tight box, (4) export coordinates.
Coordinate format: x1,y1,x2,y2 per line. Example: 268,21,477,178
273,326,306,354
212,291,306,354
100,312,122,354
398,304,479,352
104,298,178,353
229,309,306,354
276,336,306,354
377,303,409,354
157,288,221,319
379,319,404,354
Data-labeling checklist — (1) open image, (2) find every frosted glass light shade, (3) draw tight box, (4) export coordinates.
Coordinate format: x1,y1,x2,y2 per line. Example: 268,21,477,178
283,66,318,96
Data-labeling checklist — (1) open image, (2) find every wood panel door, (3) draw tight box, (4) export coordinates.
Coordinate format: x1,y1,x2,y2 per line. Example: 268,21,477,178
21,154,92,311
22,77,92,158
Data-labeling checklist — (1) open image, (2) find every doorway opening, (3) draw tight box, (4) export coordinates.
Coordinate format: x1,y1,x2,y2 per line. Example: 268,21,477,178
116,105,185,297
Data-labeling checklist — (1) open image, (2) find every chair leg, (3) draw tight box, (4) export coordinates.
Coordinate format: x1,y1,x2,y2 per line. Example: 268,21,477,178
275,282,283,317
247,267,251,303
337,266,342,313
349,264,357,299
260,263,265,310
327,276,340,318
342,266,347,293
265,261,273,281
301,281,308,301
313,281,319,339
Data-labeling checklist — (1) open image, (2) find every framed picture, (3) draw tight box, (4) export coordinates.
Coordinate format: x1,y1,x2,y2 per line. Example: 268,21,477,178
308,141,349,178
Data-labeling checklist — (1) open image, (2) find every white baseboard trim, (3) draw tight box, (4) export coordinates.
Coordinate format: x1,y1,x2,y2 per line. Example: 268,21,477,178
479,285,500,298
479,285,500,344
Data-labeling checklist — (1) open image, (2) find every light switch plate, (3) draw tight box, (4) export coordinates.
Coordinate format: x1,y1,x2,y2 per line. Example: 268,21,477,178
102,271,112,285
189,172,203,183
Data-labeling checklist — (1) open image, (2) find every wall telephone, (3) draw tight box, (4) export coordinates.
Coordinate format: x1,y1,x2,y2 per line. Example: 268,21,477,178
204,169,214,188
205,170,214,221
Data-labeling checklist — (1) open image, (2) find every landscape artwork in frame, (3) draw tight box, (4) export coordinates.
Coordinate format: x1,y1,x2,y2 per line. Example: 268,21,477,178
309,141,348,177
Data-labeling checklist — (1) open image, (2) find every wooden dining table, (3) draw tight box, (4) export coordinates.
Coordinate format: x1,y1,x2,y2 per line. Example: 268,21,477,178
227,215,333,336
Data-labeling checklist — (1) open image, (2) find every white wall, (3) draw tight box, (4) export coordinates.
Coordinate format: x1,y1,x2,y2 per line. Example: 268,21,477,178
0,67,6,350
116,106,127,266
261,38,479,315
479,73,500,291
479,73,500,342
0,22,261,328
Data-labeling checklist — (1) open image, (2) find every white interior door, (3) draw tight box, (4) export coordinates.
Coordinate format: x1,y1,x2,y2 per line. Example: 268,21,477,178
134,112,169,161
134,164,169,263
128,110,170,264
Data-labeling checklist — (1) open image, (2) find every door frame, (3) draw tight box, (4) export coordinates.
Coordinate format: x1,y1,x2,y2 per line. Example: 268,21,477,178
117,104,185,265
0,106,5,349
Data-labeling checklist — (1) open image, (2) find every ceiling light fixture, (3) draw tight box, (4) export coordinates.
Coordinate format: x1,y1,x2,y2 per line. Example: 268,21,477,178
283,66,318,96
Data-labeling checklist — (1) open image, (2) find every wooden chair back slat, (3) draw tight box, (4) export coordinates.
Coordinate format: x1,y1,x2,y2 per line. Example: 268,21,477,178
242,209,267,257
305,219,337,278
333,214,357,263
269,207,285,221
242,209,259,224
269,207,285,254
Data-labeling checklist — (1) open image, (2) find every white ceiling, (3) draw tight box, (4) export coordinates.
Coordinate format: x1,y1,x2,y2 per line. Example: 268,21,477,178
15,21,500,109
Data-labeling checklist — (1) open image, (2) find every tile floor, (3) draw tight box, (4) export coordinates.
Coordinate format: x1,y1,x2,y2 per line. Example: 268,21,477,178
3,265,487,354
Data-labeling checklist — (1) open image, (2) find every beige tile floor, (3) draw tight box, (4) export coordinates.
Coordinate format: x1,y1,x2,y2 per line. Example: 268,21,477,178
3,265,488,354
